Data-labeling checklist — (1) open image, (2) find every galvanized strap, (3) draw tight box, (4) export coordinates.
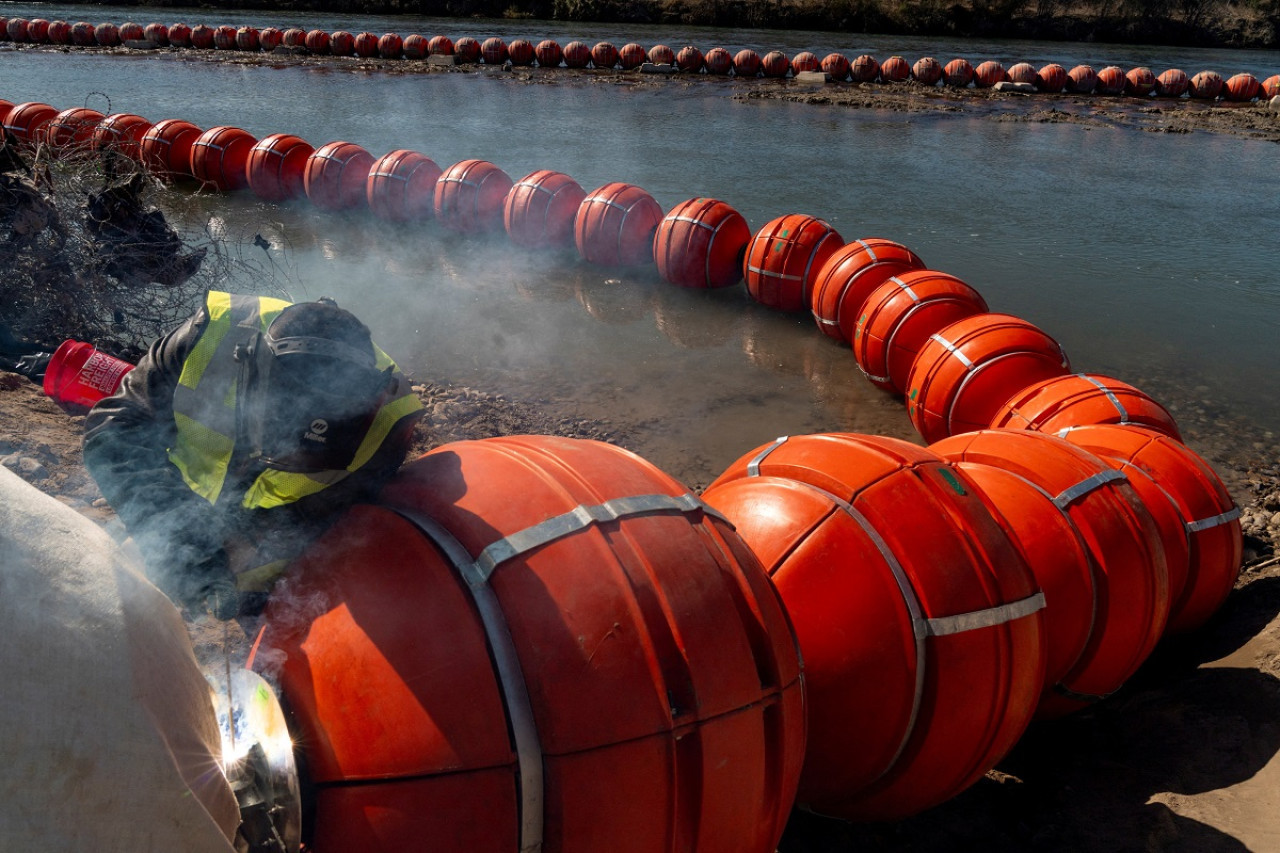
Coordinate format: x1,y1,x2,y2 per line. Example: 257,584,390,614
388,508,545,853
855,363,892,384
925,592,1046,636
928,333,973,369
1079,373,1130,422
666,213,715,232
746,436,789,477
1187,505,1242,533
745,262,803,282
855,238,878,261
1052,468,1127,509
889,275,920,303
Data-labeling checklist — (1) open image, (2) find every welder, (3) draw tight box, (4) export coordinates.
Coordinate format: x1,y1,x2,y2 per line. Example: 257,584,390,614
83,291,424,619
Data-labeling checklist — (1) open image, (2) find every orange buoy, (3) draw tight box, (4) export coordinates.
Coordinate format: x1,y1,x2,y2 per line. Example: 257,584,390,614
703,433,1044,820
648,44,675,65
481,36,507,64
705,46,733,74
944,58,974,87
246,133,314,203
933,429,1170,718
260,27,283,50
281,27,306,47
1061,424,1242,634
255,435,805,853
451,35,479,62
1224,72,1261,101
1125,67,1156,96
402,33,428,58
821,53,851,81
190,24,216,49
851,54,880,83
235,26,260,51
654,197,751,289
94,22,121,46
854,270,988,394
973,60,1006,88
617,42,645,69
1066,64,1097,93
91,113,153,160
1007,62,1037,85
790,51,819,74
212,25,236,50
3,102,59,148
434,159,515,232
168,22,192,47
810,238,926,343
45,108,106,157
990,373,1182,440
368,149,442,222
0,101,13,127
947,460,1096,697
304,141,375,211
563,40,591,68
48,20,72,44
591,41,620,69
303,29,329,53
1095,65,1126,95
534,39,561,67
428,34,454,55
71,21,97,46
140,118,201,179
503,169,587,248
1155,68,1189,97
26,18,50,42
1263,74,1280,98
733,49,762,77
189,125,257,191
575,182,664,267
376,32,401,58
677,45,705,72
761,50,790,77
744,214,844,312
118,21,144,42
912,56,943,86
330,30,356,56
1037,63,1067,92
142,22,167,45
880,55,911,82
906,313,1071,443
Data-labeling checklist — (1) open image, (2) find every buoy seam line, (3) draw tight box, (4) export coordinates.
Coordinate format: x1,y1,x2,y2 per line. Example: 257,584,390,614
1052,468,1127,508
1080,373,1131,422
944,352,1056,437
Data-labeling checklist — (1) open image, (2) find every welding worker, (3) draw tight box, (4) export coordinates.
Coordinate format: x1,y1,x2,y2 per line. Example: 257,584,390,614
83,291,424,619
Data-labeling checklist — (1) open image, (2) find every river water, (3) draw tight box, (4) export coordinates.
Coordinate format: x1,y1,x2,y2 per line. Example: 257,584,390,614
3,3,1278,485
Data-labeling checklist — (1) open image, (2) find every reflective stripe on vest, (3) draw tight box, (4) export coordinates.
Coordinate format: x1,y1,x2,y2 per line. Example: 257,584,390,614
168,291,422,510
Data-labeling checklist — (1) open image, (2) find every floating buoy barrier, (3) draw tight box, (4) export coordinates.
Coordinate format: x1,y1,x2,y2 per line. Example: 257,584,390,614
974,60,1006,88
744,214,844,313
189,24,215,50
1225,72,1261,101
330,30,356,56
590,41,618,70
1095,65,1127,95
351,31,378,58
189,125,256,191
3,102,58,147
168,23,192,48
253,435,805,853
810,238,927,344
1066,64,1098,93
70,21,97,46
880,55,911,83
1263,74,1280,98
119,22,144,42
705,46,733,74
260,27,283,51
853,270,988,394
990,372,1182,440
0,100,13,127
1156,68,1190,97
212,24,236,51
48,20,72,44
1007,62,1038,85
906,313,1071,443
367,149,442,222
1125,67,1157,96
677,45,705,72
932,429,1170,719
303,29,329,54
481,36,507,65
235,25,260,52
617,42,646,70
734,49,762,77
140,118,202,179
143,22,169,46
304,141,375,211
761,50,790,77
1037,63,1068,92
45,107,104,157
821,52,851,81
648,44,675,66
402,32,427,59
6,18,29,42
534,39,562,67
702,433,1045,820
503,169,586,249
944,58,975,87
562,40,590,68
790,50,819,74
653,197,751,289
1190,69,1225,98
574,182,664,267
246,133,315,203
434,159,514,232
912,56,943,86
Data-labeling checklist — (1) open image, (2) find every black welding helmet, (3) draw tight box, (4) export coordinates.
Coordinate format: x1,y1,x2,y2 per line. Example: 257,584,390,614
237,299,392,473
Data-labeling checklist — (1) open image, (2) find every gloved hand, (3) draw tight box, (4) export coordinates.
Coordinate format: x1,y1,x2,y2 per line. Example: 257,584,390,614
175,548,241,620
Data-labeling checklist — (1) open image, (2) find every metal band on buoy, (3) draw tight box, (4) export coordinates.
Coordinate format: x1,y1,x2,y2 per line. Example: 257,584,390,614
747,435,789,476
1079,373,1131,422
1052,469,1126,509
1186,505,1242,532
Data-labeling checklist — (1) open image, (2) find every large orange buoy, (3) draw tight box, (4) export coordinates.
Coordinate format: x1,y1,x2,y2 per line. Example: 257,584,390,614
45,108,106,157
912,56,943,86
190,24,216,49
0,101,13,127
434,159,515,232
95,22,121,46
591,41,620,69
368,149,441,222
402,33,428,58
168,22,192,47
990,373,1182,440
854,270,988,394
761,50,790,77
71,21,97,46
702,433,1044,821
1125,67,1157,96
906,313,1071,443
1155,68,1189,97
481,36,508,64
880,55,910,82
143,22,168,46
744,214,844,312
1095,65,1126,95
507,39,535,66
1263,74,1280,98
648,44,675,66
1188,69,1224,99
653,197,751,289
704,46,733,74
91,113,153,160
254,435,805,853
821,53,851,81
246,133,314,203
932,429,1170,718
535,39,561,67
428,34,454,55
789,51,819,74
304,141,375,211
503,169,587,249
235,26,260,51
947,461,1096,697
1061,424,1241,634
810,238,926,343
377,32,402,58
1036,63,1067,92
330,30,356,56
47,20,73,44
1224,72,1261,101
212,25,236,50
848,54,877,83
1065,64,1097,93
1007,62,1037,85
281,27,306,47
562,40,591,68
27,18,51,42
618,42,646,69
575,182,664,267
676,45,705,72
302,29,329,53
5,17,28,42
140,118,202,179
944,58,974,87
189,125,257,191
973,60,1006,88
4,102,59,149
733,49,762,77
259,27,283,51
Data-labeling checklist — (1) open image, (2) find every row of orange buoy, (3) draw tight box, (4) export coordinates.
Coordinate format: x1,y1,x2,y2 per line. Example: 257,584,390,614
4,88,1246,831
4,13,1278,99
